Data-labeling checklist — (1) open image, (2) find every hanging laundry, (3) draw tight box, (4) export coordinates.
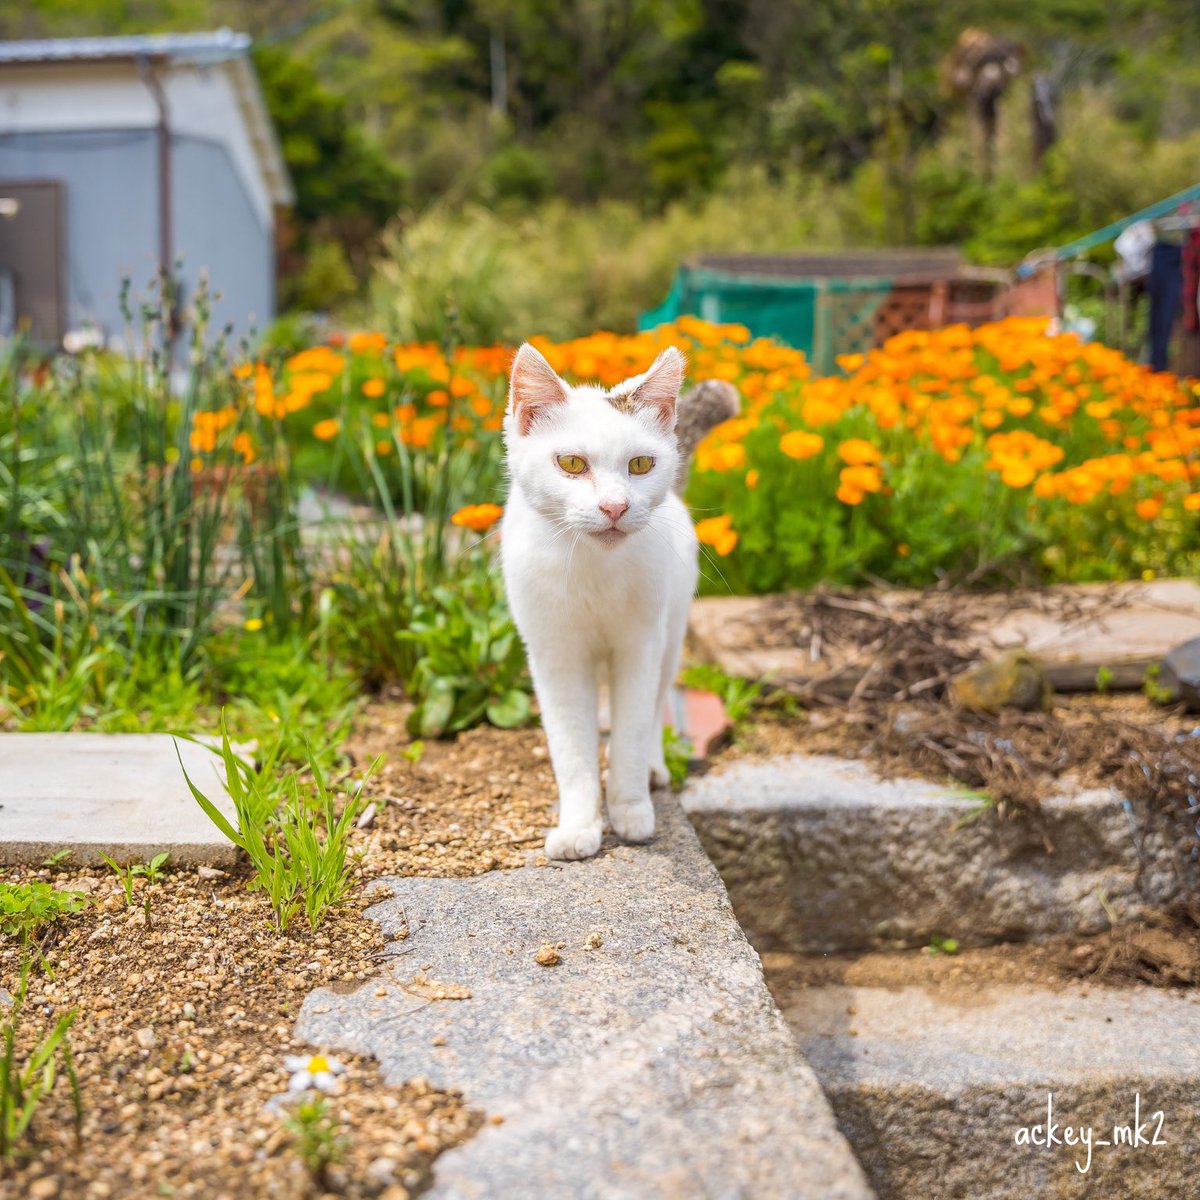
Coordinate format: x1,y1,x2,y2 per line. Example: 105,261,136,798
1148,240,1183,371
1182,227,1200,334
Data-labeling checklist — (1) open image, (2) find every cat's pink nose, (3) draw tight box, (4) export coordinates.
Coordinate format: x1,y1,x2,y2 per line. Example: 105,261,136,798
598,500,628,524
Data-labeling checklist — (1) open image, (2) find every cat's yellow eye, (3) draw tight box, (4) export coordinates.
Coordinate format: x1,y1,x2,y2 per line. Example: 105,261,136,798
629,455,655,476
557,454,588,475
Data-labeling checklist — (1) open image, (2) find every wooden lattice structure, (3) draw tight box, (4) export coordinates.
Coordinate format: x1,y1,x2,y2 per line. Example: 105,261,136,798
642,250,1029,372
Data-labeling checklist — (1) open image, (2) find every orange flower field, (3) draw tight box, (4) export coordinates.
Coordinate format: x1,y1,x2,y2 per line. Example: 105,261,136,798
193,316,1200,593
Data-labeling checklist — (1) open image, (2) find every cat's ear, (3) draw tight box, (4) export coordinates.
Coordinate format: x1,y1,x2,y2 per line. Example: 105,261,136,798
623,346,686,431
509,343,569,436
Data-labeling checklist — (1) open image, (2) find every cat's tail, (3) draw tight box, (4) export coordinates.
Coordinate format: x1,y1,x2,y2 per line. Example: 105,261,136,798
674,379,740,493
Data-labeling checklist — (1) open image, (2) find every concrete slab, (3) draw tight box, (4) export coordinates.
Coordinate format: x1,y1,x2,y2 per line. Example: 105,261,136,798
683,754,1196,951
781,981,1200,1199
0,733,238,866
296,791,874,1200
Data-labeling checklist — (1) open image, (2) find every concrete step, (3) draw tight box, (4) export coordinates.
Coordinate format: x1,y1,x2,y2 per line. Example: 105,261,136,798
295,791,873,1200
0,732,238,866
772,974,1200,1199
682,753,1196,952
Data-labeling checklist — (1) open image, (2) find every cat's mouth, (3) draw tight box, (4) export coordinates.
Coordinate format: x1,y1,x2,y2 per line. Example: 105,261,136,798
590,527,629,546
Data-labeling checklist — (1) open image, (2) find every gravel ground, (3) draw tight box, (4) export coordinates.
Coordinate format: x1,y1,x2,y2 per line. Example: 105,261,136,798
0,697,558,1197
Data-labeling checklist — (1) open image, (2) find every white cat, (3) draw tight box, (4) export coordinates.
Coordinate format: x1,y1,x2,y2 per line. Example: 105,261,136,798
501,343,698,861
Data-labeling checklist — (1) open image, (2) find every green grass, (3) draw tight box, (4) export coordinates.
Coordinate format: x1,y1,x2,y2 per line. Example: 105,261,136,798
179,716,381,932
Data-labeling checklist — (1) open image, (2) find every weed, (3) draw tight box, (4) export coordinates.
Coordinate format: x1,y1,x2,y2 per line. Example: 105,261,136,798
1095,665,1114,695
39,850,72,871
400,740,425,764
661,726,693,790
679,663,763,726
0,880,89,945
399,564,532,738
1143,663,1175,705
98,852,169,910
0,956,82,1158
283,1095,347,1187
178,716,380,931
923,934,960,956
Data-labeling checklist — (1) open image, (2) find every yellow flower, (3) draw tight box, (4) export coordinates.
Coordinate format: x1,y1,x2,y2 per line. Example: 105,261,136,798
244,617,264,632
779,430,825,460
313,418,340,441
451,503,503,532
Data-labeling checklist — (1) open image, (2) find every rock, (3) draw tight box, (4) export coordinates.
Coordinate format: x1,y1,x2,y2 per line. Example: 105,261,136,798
295,791,871,1200
30,1177,59,1198
950,649,1052,713
134,1027,158,1050
1157,636,1200,710
533,944,561,967
683,753,1196,952
366,1157,399,1186
784,980,1200,1200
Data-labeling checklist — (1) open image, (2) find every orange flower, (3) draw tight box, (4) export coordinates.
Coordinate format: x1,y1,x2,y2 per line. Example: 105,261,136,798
1135,497,1162,521
694,514,739,556
232,431,256,465
745,469,760,490
451,503,503,532
362,378,386,398
313,418,340,441
779,430,825,460
837,438,882,466
349,331,387,355
839,464,883,494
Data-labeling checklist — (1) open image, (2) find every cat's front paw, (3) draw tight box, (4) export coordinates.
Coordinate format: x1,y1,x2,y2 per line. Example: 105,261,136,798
544,820,603,861
609,797,656,843
649,760,671,790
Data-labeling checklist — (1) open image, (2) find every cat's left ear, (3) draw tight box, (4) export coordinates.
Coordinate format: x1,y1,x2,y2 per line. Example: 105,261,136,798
623,346,686,431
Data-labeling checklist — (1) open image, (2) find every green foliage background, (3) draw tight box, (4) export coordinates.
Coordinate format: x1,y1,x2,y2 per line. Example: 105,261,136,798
7,1,1200,333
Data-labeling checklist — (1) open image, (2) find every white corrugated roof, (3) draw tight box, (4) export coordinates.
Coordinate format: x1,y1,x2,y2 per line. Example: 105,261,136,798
0,30,293,207
0,30,250,64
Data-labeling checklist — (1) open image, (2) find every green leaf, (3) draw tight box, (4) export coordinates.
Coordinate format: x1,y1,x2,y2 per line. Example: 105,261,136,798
486,688,531,729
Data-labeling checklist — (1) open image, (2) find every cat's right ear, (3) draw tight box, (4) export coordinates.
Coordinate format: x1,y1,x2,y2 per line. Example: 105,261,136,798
509,343,569,436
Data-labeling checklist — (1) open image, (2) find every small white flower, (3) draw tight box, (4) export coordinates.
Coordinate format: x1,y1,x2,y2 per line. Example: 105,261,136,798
284,1053,345,1094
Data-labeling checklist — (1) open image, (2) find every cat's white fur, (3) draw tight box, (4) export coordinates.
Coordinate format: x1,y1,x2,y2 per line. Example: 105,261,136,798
501,343,698,860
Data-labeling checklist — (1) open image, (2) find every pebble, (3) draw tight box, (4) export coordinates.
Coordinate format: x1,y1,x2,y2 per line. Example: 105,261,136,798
30,1179,58,1199
534,944,561,967
135,1027,158,1050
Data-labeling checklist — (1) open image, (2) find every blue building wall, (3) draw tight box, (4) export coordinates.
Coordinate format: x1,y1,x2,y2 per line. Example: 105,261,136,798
0,127,274,344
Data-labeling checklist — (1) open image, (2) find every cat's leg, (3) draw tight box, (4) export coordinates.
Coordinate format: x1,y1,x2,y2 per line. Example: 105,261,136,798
534,657,604,860
606,643,663,843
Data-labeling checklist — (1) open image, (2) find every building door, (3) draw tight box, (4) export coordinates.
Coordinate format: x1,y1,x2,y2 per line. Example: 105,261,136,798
0,180,65,345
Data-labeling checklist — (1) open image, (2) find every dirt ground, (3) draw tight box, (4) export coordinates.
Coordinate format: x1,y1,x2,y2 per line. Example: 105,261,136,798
7,676,1200,1194
762,905,1200,1004
3,704,559,1199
